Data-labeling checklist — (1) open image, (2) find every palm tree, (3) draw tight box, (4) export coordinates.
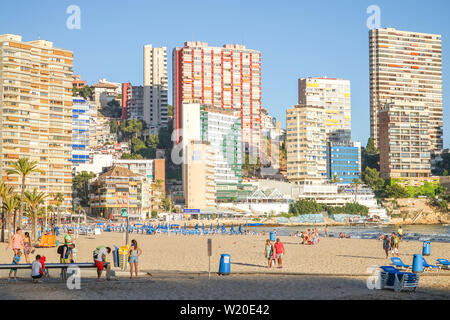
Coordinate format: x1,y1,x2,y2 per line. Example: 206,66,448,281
53,192,64,226
331,173,342,184
6,158,44,228
2,195,20,241
351,178,363,203
0,183,14,242
24,188,46,240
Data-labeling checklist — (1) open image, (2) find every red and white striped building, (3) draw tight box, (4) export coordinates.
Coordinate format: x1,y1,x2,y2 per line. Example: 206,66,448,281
172,42,262,157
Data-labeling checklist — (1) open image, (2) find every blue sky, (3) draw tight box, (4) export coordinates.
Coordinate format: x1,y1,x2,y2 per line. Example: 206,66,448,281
1,0,448,148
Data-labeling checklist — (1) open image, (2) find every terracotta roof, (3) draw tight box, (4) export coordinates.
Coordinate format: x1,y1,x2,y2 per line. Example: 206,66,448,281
92,83,119,89
99,165,142,178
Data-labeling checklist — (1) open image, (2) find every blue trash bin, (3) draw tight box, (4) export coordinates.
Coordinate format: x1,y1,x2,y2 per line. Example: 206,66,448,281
412,254,423,273
269,232,276,242
422,241,430,256
219,254,231,275
113,246,119,267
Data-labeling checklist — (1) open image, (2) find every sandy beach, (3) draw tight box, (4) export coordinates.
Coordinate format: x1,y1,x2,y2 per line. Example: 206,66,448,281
0,232,449,299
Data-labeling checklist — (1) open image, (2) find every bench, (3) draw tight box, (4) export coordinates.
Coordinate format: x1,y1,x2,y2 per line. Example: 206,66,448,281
0,262,112,280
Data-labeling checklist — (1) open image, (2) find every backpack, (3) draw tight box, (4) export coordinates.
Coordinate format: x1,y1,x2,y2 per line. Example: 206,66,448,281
57,245,65,255
93,245,104,260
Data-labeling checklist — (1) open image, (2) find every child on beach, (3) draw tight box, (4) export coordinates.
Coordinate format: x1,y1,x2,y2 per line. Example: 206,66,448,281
31,255,45,283
8,250,22,283
23,232,33,264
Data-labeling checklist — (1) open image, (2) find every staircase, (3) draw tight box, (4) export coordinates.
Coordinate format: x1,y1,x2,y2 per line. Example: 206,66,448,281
411,209,424,224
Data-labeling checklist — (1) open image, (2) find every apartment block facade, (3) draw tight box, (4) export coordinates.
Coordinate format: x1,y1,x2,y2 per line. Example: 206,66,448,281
0,34,73,210
369,28,443,153
72,98,91,165
181,103,242,200
143,45,168,133
184,140,216,210
122,82,144,121
286,104,327,184
298,77,351,143
378,102,431,179
327,141,361,184
173,42,262,156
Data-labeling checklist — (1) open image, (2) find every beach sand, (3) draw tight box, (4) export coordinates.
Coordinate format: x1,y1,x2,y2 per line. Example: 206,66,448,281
0,232,449,299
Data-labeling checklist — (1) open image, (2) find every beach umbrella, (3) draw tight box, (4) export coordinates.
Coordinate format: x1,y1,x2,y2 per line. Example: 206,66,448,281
216,223,220,231
230,224,234,232
195,223,199,230
221,224,225,232
238,224,242,233
202,224,205,231
210,223,213,231
184,223,187,230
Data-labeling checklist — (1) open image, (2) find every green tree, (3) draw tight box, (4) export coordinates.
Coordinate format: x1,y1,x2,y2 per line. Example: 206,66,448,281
2,195,20,240
384,184,409,199
53,192,64,226
289,199,323,215
0,183,15,242
73,171,95,207
6,158,45,228
362,167,385,194
366,137,377,154
72,85,93,100
24,188,46,240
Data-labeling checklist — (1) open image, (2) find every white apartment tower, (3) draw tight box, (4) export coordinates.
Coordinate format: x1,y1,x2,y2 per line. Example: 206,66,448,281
369,28,443,153
143,45,168,134
298,77,351,143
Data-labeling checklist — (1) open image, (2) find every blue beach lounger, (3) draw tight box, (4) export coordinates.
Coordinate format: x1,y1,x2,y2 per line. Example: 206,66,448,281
436,258,450,269
422,257,440,271
390,257,411,269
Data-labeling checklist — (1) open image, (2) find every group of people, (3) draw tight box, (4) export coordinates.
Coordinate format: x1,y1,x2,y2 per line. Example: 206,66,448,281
264,238,285,268
5,227,143,282
299,228,321,245
381,231,401,258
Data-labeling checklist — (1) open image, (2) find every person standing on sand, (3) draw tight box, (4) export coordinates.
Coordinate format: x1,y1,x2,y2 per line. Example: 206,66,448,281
7,228,24,255
397,226,403,241
264,239,274,268
8,250,22,283
23,232,33,264
324,226,329,237
391,233,399,257
274,238,285,268
383,235,390,259
128,239,143,279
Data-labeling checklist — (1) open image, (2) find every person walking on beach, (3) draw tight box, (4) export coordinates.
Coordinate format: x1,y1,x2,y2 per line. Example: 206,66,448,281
391,233,399,257
264,239,274,268
93,245,111,281
274,238,285,268
397,226,403,241
7,228,24,255
383,235,391,259
31,255,45,283
128,239,143,279
324,226,329,237
8,250,22,283
23,232,33,264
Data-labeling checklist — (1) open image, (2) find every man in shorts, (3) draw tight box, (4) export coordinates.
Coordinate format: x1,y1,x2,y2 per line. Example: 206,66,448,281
93,245,111,281
273,238,286,268
60,244,74,280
